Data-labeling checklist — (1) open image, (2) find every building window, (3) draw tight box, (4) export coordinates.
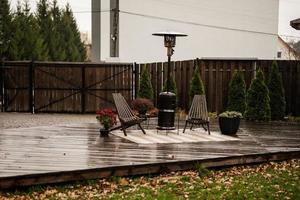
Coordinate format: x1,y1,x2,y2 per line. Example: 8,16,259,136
277,51,282,58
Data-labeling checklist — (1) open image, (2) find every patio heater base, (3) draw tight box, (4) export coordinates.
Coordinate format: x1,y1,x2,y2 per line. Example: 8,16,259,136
157,92,176,130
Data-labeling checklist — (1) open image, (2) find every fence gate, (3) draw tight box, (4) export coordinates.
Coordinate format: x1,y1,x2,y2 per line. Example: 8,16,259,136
1,61,134,113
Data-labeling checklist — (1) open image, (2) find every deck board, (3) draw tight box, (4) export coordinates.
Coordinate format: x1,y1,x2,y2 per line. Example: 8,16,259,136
0,121,300,188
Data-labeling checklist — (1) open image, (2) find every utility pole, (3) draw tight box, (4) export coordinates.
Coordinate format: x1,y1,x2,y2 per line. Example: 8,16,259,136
91,0,101,61
110,0,119,57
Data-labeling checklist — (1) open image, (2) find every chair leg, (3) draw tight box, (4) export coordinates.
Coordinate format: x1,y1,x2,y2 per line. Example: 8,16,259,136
122,128,127,136
207,123,210,135
190,123,194,131
109,125,122,132
138,123,146,134
202,124,207,131
183,121,188,133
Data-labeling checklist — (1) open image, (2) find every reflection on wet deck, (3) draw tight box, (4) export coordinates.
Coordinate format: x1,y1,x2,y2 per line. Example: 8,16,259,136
0,121,300,188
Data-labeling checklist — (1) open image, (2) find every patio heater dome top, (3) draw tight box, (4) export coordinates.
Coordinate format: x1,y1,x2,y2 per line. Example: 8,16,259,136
152,31,188,37
290,18,300,30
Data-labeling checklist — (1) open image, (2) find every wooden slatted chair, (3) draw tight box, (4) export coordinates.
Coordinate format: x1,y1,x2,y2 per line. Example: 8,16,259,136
183,95,210,135
110,93,146,136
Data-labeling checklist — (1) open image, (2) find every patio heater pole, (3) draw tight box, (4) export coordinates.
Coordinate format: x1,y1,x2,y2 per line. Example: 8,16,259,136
167,53,171,92
153,32,187,130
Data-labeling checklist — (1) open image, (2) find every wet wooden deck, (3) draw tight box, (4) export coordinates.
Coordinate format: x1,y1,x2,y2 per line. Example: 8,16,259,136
1,121,300,189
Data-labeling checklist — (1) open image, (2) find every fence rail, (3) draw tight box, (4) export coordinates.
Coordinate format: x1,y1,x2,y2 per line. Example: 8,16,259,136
1,59,299,115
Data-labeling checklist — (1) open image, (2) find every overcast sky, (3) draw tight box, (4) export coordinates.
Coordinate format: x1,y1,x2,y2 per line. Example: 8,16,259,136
9,0,300,42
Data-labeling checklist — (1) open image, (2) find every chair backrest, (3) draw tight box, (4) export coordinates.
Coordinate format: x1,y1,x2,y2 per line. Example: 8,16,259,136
112,93,136,123
188,95,209,121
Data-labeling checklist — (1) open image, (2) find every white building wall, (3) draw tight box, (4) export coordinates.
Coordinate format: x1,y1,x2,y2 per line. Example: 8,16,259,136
98,0,279,62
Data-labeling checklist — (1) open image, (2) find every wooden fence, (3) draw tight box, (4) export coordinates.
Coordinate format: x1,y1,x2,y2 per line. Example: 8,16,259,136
1,61,134,113
136,59,300,116
1,59,299,115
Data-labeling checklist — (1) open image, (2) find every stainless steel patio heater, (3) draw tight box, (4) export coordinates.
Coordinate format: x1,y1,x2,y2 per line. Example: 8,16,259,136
152,31,187,130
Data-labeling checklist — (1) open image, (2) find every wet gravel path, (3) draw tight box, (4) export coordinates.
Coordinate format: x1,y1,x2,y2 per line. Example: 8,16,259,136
0,113,96,129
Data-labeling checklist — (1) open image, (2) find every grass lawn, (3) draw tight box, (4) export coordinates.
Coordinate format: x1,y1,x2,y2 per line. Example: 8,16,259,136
1,159,299,200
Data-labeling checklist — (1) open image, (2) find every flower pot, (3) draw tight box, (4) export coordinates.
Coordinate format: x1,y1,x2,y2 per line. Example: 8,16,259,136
99,128,110,137
219,117,240,135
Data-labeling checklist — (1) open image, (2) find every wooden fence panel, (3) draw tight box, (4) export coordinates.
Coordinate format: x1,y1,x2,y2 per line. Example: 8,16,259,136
138,59,300,115
296,62,300,116
3,62,30,112
2,60,299,115
156,63,162,103
2,62,133,113
149,63,157,104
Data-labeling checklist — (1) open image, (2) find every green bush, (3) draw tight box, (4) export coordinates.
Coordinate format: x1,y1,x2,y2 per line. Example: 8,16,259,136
163,75,177,95
219,111,243,118
227,70,246,114
138,68,154,100
189,66,205,104
245,69,271,121
268,60,286,120
194,163,211,178
131,98,154,112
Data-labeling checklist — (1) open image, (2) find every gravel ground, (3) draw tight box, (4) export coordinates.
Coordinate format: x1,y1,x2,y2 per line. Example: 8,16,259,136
0,112,96,129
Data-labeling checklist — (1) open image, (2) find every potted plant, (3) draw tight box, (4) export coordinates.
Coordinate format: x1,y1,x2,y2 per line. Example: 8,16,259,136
218,111,242,135
96,108,117,137
131,98,154,117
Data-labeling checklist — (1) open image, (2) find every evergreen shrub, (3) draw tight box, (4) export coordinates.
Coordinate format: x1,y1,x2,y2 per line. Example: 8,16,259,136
227,70,246,114
245,69,271,121
189,66,205,104
268,60,286,120
163,75,177,95
138,68,154,100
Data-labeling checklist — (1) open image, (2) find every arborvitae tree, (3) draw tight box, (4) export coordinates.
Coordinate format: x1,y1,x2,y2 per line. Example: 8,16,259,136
227,70,246,114
245,69,271,121
268,60,286,120
163,75,177,95
189,66,205,103
138,68,154,100
0,0,13,59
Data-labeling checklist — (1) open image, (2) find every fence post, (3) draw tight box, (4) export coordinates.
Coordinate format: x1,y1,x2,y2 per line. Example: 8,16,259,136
29,60,35,114
134,62,139,99
131,63,134,100
81,66,86,113
1,59,5,112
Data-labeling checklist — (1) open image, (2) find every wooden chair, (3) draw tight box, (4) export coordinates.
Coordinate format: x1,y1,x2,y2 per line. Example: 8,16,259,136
110,93,146,136
183,95,210,135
